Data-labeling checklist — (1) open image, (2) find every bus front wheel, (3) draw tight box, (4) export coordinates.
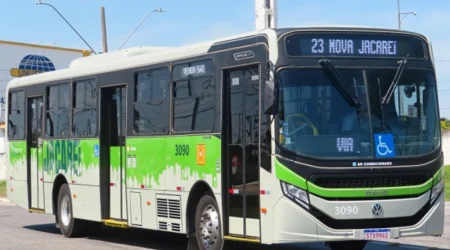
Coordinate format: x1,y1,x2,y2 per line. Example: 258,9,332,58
327,240,367,250
194,192,224,250
57,184,86,237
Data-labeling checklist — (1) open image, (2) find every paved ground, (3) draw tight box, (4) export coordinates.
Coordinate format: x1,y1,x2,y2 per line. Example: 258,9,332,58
0,200,449,250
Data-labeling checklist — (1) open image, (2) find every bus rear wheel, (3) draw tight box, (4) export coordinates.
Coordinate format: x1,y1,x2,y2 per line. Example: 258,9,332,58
57,184,86,237
327,240,367,250
194,193,224,250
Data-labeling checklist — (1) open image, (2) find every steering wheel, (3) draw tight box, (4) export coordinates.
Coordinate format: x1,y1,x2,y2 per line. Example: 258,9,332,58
285,113,318,136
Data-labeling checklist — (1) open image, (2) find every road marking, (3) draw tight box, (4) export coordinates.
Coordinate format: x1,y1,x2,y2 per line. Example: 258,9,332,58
372,241,390,245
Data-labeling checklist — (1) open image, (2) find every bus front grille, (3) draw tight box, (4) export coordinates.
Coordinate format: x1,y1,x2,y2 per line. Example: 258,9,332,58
311,172,429,189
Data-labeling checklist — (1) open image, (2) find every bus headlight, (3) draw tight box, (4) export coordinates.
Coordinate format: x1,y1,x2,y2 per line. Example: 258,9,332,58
431,179,444,203
281,181,309,209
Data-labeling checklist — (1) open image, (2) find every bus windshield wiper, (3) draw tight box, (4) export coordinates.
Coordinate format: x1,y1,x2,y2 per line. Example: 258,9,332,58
377,78,388,132
320,59,363,132
381,59,407,105
319,59,360,108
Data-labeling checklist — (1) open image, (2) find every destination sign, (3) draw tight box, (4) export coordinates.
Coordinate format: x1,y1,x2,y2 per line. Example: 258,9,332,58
183,64,205,76
173,59,214,80
285,33,425,58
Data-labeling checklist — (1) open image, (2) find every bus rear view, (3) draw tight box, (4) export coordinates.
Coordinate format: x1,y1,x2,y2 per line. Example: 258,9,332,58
268,28,445,250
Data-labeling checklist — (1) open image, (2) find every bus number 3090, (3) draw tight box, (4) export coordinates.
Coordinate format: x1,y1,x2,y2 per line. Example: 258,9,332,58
334,205,359,216
175,144,190,156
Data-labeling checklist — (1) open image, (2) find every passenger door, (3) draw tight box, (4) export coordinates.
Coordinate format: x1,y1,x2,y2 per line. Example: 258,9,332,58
100,85,127,221
27,96,44,210
224,65,261,239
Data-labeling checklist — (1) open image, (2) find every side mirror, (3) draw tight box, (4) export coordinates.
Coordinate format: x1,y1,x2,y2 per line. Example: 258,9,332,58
264,80,277,115
263,60,278,115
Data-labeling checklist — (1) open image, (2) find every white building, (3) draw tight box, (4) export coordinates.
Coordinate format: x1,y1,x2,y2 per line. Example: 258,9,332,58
441,131,450,166
0,40,90,180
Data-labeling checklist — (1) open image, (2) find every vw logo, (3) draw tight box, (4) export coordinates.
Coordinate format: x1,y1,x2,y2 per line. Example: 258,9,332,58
372,203,383,217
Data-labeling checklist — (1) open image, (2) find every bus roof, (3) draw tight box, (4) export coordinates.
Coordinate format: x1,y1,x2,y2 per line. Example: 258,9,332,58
6,26,430,91
5,29,264,90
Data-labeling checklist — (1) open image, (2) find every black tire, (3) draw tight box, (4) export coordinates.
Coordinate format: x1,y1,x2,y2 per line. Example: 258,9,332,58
194,192,224,250
57,184,86,237
327,240,367,250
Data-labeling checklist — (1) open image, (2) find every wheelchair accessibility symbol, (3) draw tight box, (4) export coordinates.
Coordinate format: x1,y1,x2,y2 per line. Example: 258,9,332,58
374,134,395,158
94,144,99,157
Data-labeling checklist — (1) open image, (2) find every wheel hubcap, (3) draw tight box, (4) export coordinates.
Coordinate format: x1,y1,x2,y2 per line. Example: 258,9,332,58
61,195,71,227
199,205,220,248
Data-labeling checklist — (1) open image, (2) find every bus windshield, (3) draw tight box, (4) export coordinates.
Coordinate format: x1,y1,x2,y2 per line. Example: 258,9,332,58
277,68,440,159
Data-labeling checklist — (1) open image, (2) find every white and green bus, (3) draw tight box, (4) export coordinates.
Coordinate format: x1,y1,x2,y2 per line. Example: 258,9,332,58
5,26,446,250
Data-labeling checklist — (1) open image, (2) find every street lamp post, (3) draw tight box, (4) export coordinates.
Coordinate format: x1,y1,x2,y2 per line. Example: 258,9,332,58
397,0,416,30
35,0,98,54
118,8,165,50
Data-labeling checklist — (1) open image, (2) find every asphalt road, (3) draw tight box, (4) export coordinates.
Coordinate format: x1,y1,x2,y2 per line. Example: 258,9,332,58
0,201,449,250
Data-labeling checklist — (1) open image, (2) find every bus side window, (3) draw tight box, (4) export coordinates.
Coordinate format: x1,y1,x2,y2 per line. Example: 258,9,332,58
172,60,216,133
72,79,97,137
8,90,25,139
134,67,170,135
46,83,70,138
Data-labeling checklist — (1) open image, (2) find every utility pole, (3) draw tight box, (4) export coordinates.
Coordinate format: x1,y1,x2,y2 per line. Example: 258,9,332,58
255,0,277,30
101,6,108,53
397,0,416,115
397,0,401,29
397,0,416,30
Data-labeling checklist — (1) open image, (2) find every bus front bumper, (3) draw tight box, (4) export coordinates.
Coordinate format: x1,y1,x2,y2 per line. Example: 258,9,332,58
272,191,445,244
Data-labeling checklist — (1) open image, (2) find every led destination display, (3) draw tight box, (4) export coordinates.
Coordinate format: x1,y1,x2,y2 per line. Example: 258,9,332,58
285,32,426,58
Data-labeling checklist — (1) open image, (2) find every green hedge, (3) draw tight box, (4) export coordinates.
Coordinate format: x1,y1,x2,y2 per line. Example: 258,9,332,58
0,181,5,197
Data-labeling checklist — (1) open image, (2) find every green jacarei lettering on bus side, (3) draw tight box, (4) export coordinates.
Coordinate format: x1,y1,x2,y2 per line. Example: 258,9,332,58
43,139,100,178
12,135,220,189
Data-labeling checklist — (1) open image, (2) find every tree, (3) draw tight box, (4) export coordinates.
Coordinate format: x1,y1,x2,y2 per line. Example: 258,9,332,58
441,117,450,131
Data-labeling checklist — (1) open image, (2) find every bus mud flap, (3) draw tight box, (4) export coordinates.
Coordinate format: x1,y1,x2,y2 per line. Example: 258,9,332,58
186,233,200,250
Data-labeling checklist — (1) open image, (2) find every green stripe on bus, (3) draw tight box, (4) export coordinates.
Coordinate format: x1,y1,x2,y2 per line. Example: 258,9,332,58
433,166,445,184
125,135,221,189
307,178,433,198
110,146,121,171
275,159,440,198
31,148,37,161
275,158,307,190
9,141,26,166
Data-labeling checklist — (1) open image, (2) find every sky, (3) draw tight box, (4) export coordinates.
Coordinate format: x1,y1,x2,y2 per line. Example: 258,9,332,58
1,0,450,116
